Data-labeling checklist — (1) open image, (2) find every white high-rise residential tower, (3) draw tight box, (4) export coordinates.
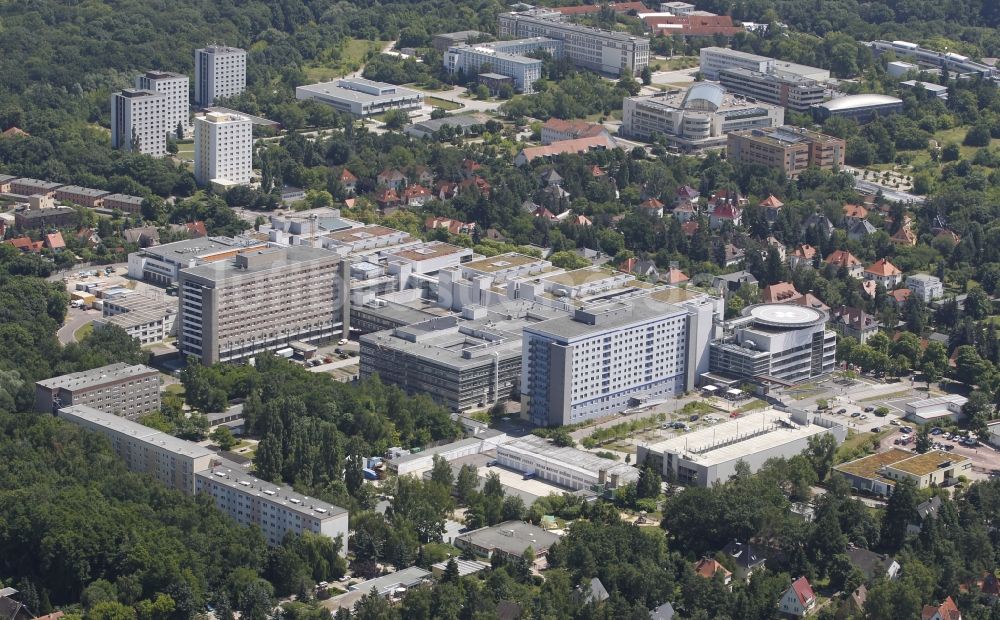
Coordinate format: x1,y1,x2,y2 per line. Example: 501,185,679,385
194,46,247,106
136,70,190,136
111,89,167,156
194,112,252,186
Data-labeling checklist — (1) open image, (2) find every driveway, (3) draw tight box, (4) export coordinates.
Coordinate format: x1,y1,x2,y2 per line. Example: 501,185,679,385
58,308,101,345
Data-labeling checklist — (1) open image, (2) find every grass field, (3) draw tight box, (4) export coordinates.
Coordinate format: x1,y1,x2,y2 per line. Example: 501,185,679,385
304,38,392,82
426,96,462,111
650,56,698,71
73,322,93,342
176,141,194,160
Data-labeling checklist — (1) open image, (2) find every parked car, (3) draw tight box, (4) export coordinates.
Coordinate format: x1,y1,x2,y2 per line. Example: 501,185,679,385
851,412,861,418
890,420,901,426
689,414,699,422
838,408,848,414
871,426,880,433
338,339,348,345
900,427,913,434
931,428,943,435
864,406,875,413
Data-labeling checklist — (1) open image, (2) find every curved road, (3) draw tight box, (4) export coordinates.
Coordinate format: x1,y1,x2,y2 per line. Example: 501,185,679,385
58,308,100,345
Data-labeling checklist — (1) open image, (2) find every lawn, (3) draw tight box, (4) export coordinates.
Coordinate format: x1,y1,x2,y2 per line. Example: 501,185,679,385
74,322,93,342
650,56,698,71
176,140,193,159
164,383,185,397
426,96,462,111
304,38,392,82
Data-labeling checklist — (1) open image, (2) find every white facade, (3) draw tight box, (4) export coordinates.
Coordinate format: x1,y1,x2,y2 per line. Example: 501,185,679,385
58,405,214,494
296,78,424,117
194,46,247,107
496,435,639,490
444,39,553,93
521,299,695,427
136,71,190,135
194,112,252,186
196,464,349,549
906,274,944,302
700,47,771,80
111,89,168,156
904,394,968,424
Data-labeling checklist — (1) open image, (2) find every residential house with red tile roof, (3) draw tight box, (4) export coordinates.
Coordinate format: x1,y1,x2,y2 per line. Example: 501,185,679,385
376,168,408,190
681,221,700,236
672,201,697,223
425,216,476,236
788,244,817,270
921,596,961,620
889,288,912,307
540,118,610,145
183,221,208,238
825,250,863,278
459,176,491,198
402,185,432,207
638,198,665,218
374,188,401,210
864,258,903,288
664,267,689,285
709,200,742,230
778,577,816,617
460,159,482,178
843,203,869,225
759,194,784,224
514,135,616,166
531,206,558,222
338,168,358,193
830,306,881,343
693,558,732,588
434,180,460,200
762,281,802,303
891,226,918,246
43,231,65,250
6,236,43,253
676,185,700,203
566,213,593,227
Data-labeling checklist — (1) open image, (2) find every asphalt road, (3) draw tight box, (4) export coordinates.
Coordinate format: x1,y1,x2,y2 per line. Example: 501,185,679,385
58,308,100,345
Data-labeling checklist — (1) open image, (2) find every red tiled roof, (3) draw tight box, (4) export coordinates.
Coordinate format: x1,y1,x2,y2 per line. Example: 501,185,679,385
843,203,869,219
826,250,862,268
7,236,42,252
643,14,742,36
403,185,431,199
185,221,208,238
677,185,699,200
542,118,608,139
339,169,358,182
44,231,65,250
590,165,606,177
866,258,901,277
374,188,399,203
681,221,700,236
890,289,912,304
791,577,816,607
762,282,801,303
694,558,732,580
517,135,615,164
759,195,784,209
892,226,917,245
619,257,638,273
532,206,558,221
791,244,817,259
712,203,741,219
665,267,689,284
640,198,665,210
921,596,960,620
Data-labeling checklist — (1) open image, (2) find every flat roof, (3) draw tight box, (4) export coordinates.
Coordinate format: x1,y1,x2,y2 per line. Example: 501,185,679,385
524,297,683,341
143,236,257,261
834,448,914,481
907,394,968,409
818,94,902,112
325,224,404,243
887,450,970,477
644,409,839,467
348,567,431,595
387,241,467,263
457,520,560,554
298,78,421,105
102,193,144,205
181,245,339,281
197,463,347,519
744,303,826,328
38,363,158,390
204,107,279,127
409,114,490,132
431,558,490,576
463,252,544,274
499,435,639,482
11,178,63,190
900,80,948,92
543,267,619,287
59,405,213,459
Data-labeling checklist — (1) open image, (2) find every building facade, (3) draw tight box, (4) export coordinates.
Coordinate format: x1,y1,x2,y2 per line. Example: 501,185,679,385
699,47,830,82
521,298,700,427
709,304,836,383
444,38,559,94
136,70,190,135
177,246,348,365
906,274,944,302
196,462,349,548
111,89,168,156
194,46,247,107
727,127,845,177
495,435,639,491
622,84,784,151
717,67,826,112
194,112,253,187
295,78,424,117
498,11,649,76
35,363,160,418
57,405,213,494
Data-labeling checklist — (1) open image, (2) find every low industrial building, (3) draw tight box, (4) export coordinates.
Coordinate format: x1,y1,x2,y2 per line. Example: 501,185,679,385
709,304,836,384
496,435,639,491
196,460,349,548
835,448,971,495
386,432,510,476
295,78,424,117
35,363,160,418
455,520,561,563
96,292,177,345
433,30,488,53
904,395,968,424
726,127,845,177
360,302,567,412
57,405,213,494
811,94,903,123
405,114,489,139
622,83,784,151
638,408,846,486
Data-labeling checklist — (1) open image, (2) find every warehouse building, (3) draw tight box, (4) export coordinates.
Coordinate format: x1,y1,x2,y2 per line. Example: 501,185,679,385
904,394,968,425
360,302,567,412
386,432,510,476
709,303,836,384
638,408,846,486
35,363,160,418
622,84,784,151
496,435,639,491
835,448,972,495
58,405,213,494
296,78,424,117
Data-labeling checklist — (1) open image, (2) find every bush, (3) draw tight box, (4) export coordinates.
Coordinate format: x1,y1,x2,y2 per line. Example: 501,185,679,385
964,123,992,147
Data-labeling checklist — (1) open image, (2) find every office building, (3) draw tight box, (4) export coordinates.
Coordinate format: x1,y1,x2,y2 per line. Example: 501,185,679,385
835,448,972,495
498,11,649,76
699,47,830,81
887,60,921,79
496,435,639,491
136,70,190,135
35,363,160,418
906,273,944,302
194,112,253,187
622,84,784,151
177,245,348,365
812,94,903,123
57,405,213,494
194,46,247,107
900,80,948,100
445,38,560,93
727,127,845,177
111,89,168,156
638,408,846,486
197,461,349,548
520,296,711,427
869,40,997,80
295,78,423,117
709,303,835,384
433,30,488,53
717,67,826,112
904,394,968,425
360,302,567,412
128,236,267,284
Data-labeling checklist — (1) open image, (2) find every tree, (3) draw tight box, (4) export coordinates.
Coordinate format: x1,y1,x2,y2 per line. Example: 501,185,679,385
455,464,479,505
430,454,454,488
640,65,652,86
880,478,917,552
441,558,459,583
382,109,408,130
915,425,932,453
637,464,662,499
964,286,992,320
474,84,490,100
921,341,948,386
964,123,993,147
549,427,575,447
210,425,238,451
806,433,837,480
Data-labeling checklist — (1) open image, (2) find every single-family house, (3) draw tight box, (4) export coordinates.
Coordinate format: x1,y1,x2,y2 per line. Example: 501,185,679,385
663,267,689,285
891,226,918,246
921,596,961,620
759,194,784,224
865,258,903,288
377,168,408,190
402,184,432,207
638,198,665,218
762,281,802,304
907,497,942,534
694,558,733,588
802,213,834,239
43,231,65,251
848,219,877,241
847,585,868,615
788,244,818,270
830,306,881,343
843,203,869,226
339,169,358,194
721,540,766,581
766,236,786,261
846,546,900,583
672,201,697,223
778,577,816,617
907,274,944,302
825,250,864,278
713,271,757,295
709,198,743,230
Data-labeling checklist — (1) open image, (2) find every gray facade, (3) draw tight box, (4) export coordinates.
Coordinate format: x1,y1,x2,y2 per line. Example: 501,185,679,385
35,362,160,418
